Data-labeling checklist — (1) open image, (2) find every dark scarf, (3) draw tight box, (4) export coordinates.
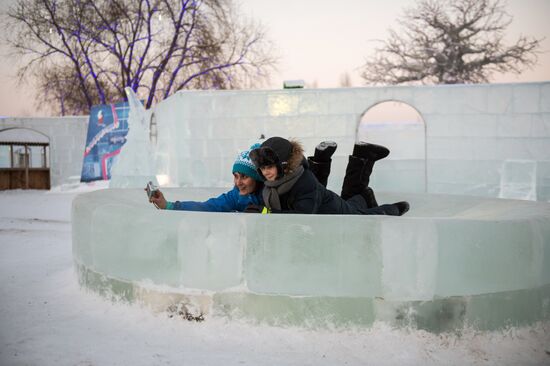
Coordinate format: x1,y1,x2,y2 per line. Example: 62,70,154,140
262,166,304,211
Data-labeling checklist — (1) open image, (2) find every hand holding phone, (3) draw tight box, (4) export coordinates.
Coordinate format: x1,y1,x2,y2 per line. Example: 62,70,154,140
146,181,159,199
145,181,163,209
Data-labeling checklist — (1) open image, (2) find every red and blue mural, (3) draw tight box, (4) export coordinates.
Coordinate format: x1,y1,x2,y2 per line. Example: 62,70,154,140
80,101,129,182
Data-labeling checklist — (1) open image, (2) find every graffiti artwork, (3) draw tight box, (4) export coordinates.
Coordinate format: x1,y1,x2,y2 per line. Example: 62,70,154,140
80,101,129,182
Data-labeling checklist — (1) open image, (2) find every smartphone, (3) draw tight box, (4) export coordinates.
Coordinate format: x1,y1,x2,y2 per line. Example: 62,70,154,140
146,181,159,199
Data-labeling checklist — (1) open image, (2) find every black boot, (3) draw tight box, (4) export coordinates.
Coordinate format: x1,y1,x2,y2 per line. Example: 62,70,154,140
360,187,378,208
366,201,409,216
341,142,387,200
353,142,389,161
394,201,410,216
341,155,374,200
314,141,337,162
308,157,331,187
308,141,337,187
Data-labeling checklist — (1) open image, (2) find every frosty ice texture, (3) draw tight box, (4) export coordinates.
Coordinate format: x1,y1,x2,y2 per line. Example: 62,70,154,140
72,188,550,330
91,83,550,330
109,88,158,188
499,159,537,200
109,82,550,201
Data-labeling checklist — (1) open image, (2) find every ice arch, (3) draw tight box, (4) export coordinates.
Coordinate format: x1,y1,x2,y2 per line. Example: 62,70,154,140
0,127,50,143
358,100,427,193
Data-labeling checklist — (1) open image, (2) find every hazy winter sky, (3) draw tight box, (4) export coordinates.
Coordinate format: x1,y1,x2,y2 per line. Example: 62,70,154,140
1,0,549,117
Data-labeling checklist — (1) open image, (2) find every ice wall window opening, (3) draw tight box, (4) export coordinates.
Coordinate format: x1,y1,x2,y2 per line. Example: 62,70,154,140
357,100,427,193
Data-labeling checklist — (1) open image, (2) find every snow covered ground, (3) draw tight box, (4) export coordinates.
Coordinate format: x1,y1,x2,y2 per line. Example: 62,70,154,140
1,186,549,366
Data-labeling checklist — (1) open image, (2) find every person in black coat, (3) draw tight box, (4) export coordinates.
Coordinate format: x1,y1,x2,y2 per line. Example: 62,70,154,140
248,137,409,215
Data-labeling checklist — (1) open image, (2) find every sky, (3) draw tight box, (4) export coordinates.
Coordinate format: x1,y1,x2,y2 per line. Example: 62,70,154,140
0,0,549,117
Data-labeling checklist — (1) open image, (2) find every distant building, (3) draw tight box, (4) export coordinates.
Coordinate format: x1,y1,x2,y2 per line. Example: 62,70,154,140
0,116,87,189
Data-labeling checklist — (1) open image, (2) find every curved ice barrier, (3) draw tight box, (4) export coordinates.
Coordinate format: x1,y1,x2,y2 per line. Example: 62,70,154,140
72,188,550,332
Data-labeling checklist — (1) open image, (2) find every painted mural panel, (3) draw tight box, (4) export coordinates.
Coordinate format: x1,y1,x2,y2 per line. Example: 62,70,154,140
80,102,129,182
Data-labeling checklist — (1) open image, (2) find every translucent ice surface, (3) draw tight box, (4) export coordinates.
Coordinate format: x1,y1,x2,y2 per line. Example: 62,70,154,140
92,83,550,331
109,88,158,188
499,159,537,200
72,188,550,331
108,82,550,200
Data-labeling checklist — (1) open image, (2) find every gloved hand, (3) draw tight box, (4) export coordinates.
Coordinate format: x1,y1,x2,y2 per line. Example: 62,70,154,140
245,204,262,213
245,204,271,214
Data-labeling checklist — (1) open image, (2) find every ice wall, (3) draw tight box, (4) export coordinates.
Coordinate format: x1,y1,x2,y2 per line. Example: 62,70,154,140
110,82,550,201
72,188,550,331
109,88,158,187
92,82,550,331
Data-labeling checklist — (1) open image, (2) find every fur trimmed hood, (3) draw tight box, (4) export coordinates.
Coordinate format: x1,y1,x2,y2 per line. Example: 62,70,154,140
249,137,305,178
286,139,305,173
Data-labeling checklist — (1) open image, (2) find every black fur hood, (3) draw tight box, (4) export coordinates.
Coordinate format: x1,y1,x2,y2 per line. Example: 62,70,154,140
250,137,305,178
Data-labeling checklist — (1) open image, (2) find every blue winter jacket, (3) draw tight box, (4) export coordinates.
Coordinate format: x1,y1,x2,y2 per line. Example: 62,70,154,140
167,186,263,212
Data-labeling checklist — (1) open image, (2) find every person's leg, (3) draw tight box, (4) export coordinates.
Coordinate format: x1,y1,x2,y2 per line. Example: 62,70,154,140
314,141,337,161
369,201,409,216
341,155,368,200
308,141,337,187
361,186,378,208
346,194,409,216
308,159,331,187
341,142,389,200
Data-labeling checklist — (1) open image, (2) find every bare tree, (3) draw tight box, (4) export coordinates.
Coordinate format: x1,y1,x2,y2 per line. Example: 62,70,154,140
339,72,352,87
33,62,119,115
306,80,318,89
360,0,542,85
4,0,277,115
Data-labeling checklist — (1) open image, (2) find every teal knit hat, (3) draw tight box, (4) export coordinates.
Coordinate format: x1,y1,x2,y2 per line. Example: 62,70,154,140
232,143,263,182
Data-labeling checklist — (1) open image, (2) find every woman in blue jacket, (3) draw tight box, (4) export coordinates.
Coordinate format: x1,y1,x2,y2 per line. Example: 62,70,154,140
149,144,264,212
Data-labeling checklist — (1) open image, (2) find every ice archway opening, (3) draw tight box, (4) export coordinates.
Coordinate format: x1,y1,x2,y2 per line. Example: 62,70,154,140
357,100,427,193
